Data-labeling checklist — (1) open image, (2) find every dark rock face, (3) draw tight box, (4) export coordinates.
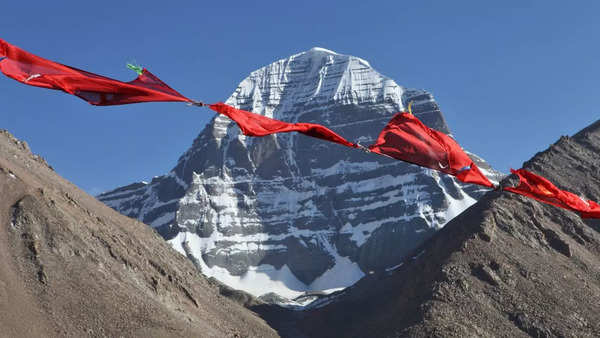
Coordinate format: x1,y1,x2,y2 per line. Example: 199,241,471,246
99,48,502,298
288,119,600,337
0,130,277,337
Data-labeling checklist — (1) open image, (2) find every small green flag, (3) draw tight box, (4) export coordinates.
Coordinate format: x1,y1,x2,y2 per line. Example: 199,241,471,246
127,63,143,76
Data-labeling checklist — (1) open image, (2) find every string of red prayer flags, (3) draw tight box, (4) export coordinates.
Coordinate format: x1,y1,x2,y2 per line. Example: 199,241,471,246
204,105,600,217
1,38,599,219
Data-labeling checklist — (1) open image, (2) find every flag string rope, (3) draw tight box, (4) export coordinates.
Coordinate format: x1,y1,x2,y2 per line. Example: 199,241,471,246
1,37,599,219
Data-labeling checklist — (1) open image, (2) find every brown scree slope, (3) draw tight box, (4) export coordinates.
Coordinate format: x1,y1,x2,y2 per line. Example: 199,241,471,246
0,129,278,338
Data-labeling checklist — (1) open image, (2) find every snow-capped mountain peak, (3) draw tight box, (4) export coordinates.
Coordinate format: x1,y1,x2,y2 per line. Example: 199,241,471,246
99,47,503,303
226,47,403,117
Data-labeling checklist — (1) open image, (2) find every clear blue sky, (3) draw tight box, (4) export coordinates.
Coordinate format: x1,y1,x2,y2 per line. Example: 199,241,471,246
1,1,598,195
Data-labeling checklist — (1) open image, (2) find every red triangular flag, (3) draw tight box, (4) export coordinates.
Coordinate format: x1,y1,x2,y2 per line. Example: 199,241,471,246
0,39,191,106
368,112,494,188
208,102,358,149
504,169,600,218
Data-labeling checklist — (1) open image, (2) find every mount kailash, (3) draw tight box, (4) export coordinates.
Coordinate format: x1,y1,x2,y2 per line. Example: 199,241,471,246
98,47,503,301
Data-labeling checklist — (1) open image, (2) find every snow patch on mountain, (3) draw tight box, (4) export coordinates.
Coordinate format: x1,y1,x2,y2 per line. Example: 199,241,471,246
431,170,478,228
169,231,363,299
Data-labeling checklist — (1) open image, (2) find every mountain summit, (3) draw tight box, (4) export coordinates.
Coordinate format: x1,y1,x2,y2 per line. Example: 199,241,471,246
99,48,502,300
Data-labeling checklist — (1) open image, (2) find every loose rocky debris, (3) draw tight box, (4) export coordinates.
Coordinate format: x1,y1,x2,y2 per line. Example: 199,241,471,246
0,130,277,337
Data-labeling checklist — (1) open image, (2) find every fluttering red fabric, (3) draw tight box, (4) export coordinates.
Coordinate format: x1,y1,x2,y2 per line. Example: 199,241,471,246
580,201,600,219
368,112,494,188
0,39,191,105
208,102,358,149
504,169,600,218
4,39,600,219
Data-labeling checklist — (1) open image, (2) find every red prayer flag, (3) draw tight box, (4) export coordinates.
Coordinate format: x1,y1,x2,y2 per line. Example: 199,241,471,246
504,169,600,218
0,39,191,105
368,112,494,188
208,102,358,149
581,200,600,219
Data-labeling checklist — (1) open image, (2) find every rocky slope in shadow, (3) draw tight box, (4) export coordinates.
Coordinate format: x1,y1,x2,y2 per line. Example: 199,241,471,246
273,119,600,337
0,129,277,337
